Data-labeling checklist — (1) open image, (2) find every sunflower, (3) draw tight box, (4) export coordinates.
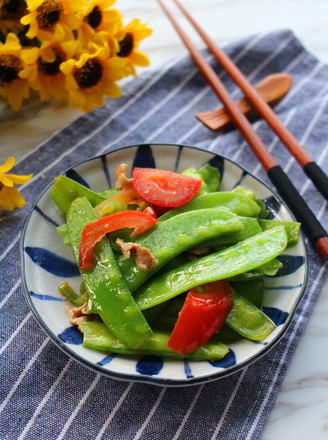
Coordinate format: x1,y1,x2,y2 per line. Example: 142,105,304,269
21,0,83,43
116,18,152,73
0,32,36,109
0,156,33,213
60,43,133,113
0,0,27,39
20,39,78,101
81,0,122,34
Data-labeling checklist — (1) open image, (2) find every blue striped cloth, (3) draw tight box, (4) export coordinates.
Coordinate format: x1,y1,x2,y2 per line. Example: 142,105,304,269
1,29,328,440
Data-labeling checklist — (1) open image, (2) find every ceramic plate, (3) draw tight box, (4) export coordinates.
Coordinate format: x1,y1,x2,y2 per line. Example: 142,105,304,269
21,144,308,386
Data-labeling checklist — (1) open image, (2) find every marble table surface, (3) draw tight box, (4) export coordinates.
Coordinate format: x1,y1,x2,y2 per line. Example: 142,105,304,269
1,1,328,438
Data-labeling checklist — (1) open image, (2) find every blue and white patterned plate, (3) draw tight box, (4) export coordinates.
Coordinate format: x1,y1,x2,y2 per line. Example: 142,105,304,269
20,144,308,386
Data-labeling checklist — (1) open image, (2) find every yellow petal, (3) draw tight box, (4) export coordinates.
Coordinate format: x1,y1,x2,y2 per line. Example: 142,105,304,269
0,157,15,174
0,186,25,211
4,173,33,185
0,175,14,187
129,51,150,67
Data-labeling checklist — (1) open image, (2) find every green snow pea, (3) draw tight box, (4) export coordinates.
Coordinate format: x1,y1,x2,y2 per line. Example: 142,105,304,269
182,163,220,194
232,186,269,218
57,281,88,307
66,196,152,349
230,278,264,309
225,288,275,341
154,294,187,332
202,217,262,249
51,175,116,214
118,208,244,292
258,219,300,245
158,191,261,222
134,227,287,310
79,321,229,360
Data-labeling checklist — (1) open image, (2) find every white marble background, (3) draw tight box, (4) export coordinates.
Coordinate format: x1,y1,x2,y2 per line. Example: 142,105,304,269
1,1,328,439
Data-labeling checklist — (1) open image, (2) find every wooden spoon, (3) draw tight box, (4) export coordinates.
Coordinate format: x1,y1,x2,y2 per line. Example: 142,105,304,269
195,73,292,131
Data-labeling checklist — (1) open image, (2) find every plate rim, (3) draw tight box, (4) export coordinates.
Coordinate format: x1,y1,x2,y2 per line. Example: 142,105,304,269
20,143,309,386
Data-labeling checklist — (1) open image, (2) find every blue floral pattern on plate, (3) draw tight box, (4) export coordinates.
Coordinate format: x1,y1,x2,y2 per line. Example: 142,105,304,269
20,144,308,386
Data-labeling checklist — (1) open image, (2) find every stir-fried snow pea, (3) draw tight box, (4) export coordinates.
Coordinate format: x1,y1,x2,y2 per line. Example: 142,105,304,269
232,186,269,218
57,224,70,246
225,288,275,341
79,321,229,360
158,192,261,222
134,227,287,310
58,281,88,306
230,278,264,309
202,217,262,249
118,208,244,291
67,197,152,349
154,294,187,331
258,219,300,245
51,175,116,214
182,163,220,194
227,258,282,281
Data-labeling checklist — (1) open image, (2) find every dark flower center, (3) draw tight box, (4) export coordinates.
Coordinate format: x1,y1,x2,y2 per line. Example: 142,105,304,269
117,32,133,57
37,48,65,76
85,6,102,29
74,58,103,89
0,182,4,190
0,0,26,20
0,54,22,86
36,0,63,29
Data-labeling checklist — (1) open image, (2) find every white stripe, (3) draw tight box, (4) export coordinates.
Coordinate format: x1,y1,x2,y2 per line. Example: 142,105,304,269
17,359,73,440
172,384,204,440
0,312,32,355
0,233,20,262
0,338,49,415
210,369,247,439
252,108,297,175
95,382,134,440
0,278,21,310
133,387,167,440
56,374,101,440
244,262,327,440
283,90,328,175
246,33,294,84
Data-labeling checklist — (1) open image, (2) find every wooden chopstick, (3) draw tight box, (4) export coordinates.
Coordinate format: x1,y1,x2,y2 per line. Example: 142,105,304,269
173,0,328,202
158,0,328,259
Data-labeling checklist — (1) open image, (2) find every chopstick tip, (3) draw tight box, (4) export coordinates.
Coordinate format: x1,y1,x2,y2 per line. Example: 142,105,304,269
315,236,328,260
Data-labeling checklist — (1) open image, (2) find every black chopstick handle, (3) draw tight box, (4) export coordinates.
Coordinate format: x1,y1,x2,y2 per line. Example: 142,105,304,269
267,165,328,258
303,161,328,201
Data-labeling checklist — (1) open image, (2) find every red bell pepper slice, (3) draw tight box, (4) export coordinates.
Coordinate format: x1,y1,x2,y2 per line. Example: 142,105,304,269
167,280,233,354
79,210,157,271
132,167,202,208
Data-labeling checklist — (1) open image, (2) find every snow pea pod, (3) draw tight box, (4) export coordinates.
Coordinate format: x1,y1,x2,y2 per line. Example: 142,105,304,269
67,197,152,349
134,227,287,310
258,219,300,245
51,175,116,214
230,278,264,309
202,217,262,248
118,208,244,292
158,191,261,222
225,289,275,341
79,321,229,361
